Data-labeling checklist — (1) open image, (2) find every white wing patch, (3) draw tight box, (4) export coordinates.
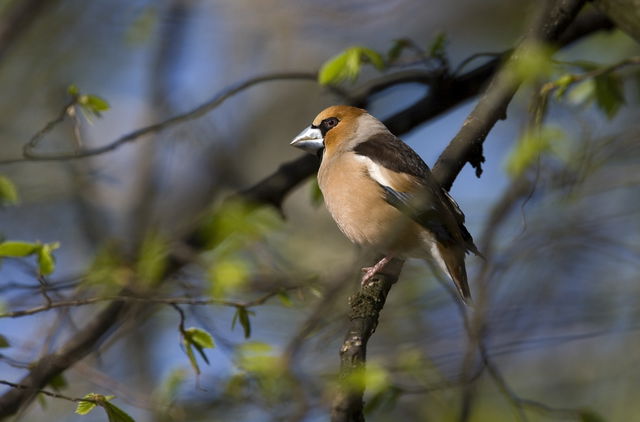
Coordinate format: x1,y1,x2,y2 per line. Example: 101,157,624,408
425,232,450,277
355,154,395,189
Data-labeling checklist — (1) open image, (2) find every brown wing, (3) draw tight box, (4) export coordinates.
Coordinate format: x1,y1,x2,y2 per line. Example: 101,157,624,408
353,134,480,255
353,132,430,180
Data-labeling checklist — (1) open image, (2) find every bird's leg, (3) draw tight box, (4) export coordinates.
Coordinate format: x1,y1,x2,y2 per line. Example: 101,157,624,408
361,255,393,285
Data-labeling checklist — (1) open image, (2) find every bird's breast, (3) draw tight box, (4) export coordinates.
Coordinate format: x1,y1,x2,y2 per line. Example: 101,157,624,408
317,154,421,254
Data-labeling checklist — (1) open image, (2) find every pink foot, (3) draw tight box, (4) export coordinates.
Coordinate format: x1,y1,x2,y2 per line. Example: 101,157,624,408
360,255,393,286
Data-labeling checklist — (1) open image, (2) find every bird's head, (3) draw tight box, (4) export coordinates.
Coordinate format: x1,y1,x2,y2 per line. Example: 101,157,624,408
291,105,384,157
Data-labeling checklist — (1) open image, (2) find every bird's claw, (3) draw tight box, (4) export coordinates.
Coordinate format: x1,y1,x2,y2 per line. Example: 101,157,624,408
360,266,378,286
360,256,393,286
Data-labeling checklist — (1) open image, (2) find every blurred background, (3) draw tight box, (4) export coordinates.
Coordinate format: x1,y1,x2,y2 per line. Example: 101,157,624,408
0,0,639,421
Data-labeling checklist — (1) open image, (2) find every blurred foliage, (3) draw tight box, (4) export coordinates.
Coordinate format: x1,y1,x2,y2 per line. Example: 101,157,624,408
0,175,18,205
505,126,566,177
342,361,390,396
84,243,131,289
507,42,555,84
125,5,158,45
234,341,291,402
198,199,281,250
208,253,252,298
199,199,281,299
153,368,186,406
135,231,169,286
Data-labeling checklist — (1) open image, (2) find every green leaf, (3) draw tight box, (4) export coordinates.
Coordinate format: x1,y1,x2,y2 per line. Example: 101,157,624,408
78,93,110,122
37,243,57,276
551,74,576,99
79,94,110,113
0,241,39,257
567,79,596,105
318,46,385,85
75,394,99,415
193,344,209,365
103,402,136,422
0,176,19,205
67,84,79,96
579,409,606,422
182,327,213,372
505,126,565,177
359,47,384,70
85,95,110,112
235,307,253,339
429,32,447,59
318,50,351,85
0,334,9,348
594,73,625,119
185,327,215,349
182,338,200,375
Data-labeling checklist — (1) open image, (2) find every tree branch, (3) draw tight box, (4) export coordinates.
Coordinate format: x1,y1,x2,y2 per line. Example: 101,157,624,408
0,0,54,63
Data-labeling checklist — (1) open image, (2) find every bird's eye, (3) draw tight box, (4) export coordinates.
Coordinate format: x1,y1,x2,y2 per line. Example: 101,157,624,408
318,117,340,136
324,117,339,128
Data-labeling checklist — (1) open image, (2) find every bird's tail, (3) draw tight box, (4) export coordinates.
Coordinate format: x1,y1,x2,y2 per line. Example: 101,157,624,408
436,245,472,305
447,260,472,305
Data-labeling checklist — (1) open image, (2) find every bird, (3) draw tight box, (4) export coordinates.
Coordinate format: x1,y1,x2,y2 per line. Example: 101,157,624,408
290,105,481,304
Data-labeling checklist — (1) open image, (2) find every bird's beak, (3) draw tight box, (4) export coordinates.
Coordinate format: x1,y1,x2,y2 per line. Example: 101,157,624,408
290,126,324,153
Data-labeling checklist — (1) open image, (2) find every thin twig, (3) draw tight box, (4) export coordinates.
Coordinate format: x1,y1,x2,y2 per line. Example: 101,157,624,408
0,380,96,404
542,55,640,96
0,72,317,165
0,288,297,318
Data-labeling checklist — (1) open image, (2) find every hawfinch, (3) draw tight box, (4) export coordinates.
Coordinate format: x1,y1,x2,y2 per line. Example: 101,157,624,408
291,105,481,303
